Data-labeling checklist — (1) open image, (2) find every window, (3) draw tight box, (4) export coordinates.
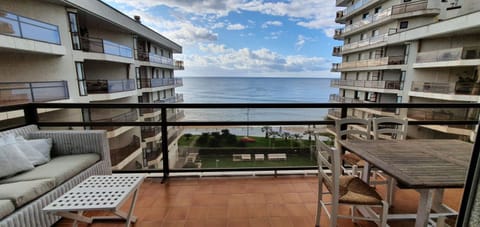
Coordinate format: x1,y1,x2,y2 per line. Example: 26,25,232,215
372,29,379,37
360,33,367,40
399,21,409,29
67,12,81,50
374,7,382,14
346,37,351,44
358,53,362,60
362,12,369,19
75,62,87,96
349,20,353,25
135,67,141,89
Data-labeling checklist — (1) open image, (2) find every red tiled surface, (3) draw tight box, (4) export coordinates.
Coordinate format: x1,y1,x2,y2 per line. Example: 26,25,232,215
53,175,462,227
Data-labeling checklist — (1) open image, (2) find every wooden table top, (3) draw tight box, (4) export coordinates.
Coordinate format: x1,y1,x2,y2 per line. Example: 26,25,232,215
338,139,473,189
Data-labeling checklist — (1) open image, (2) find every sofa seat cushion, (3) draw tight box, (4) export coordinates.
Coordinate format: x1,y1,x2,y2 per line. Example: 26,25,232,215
0,153,100,186
0,199,15,219
0,179,55,207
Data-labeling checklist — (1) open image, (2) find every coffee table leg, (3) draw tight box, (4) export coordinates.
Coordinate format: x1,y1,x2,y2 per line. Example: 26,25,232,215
55,211,93,227
113,187,140,227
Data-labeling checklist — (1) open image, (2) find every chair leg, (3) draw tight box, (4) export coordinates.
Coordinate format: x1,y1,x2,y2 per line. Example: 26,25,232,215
315,176,323,227
386,177,396,206
380,201,389,227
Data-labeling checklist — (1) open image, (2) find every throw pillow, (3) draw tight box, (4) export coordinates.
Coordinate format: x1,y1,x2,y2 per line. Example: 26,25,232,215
0,144,34,178
16,137,52,164
0,134,15,145
14,141,49,166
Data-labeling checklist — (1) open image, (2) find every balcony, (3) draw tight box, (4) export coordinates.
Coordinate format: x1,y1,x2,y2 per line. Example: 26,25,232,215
175,60,185,70
136,50,175,66
80,37,132,58
342,34,388,52
0,10,60,44
175,78,183,87
411,81,480,97
3,102,480,227
341,1,438,37
329,94,397,115
331,63,340,72
0,81,68,106
86,79,136,94
408,108,476,135
91,109,138,131
138,78,175,89
415,46,480,67
336,56,405,71
110,135,141,166
145,147,161,162
141,126,161,139
332,46,342,56
331,79,401,90
333,29,343,40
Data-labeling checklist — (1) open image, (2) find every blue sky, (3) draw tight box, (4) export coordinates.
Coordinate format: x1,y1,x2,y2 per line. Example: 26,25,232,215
103,0,341,77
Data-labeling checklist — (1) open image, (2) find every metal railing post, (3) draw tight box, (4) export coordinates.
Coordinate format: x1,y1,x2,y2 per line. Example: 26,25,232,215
457,124,480,226
161,106,170,183
24,103,39,125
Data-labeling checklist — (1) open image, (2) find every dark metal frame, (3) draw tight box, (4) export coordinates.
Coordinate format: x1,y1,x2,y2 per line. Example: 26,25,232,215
1,102,480,225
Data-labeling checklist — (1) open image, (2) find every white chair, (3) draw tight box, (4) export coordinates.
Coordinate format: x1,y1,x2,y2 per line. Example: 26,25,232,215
315,138,389,227
334,118,372,176
372,117,408,205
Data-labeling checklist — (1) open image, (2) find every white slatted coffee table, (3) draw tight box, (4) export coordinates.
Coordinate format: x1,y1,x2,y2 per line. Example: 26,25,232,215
43,175,145,227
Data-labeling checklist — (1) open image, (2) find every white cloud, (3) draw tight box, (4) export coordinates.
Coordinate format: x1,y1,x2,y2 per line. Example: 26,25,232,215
226,23,246,30
106,0,340,34
295,35,310,50
181,44,331,77
261,20,283,28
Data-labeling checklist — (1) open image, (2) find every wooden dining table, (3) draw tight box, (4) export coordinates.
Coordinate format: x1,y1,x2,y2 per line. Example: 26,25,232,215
338,139,473,227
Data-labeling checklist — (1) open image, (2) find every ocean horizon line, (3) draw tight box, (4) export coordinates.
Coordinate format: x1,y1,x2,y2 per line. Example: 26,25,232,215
177,75,338,79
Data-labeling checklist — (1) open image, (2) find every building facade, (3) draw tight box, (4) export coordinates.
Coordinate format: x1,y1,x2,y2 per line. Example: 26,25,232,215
330,0,480,141
0,0,185,170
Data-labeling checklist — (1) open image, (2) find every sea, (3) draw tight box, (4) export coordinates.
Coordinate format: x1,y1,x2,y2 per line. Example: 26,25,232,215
176,76,337,136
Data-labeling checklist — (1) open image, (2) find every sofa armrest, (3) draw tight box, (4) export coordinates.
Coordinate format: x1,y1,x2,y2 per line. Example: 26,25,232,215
27,130,111,166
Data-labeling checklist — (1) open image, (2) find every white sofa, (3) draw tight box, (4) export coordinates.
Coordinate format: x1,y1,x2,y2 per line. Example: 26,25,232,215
0,125,112,227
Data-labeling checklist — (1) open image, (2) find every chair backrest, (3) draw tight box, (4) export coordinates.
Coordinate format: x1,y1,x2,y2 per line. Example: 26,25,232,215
316,138,341,200
372,117,408,140
335,118,372,141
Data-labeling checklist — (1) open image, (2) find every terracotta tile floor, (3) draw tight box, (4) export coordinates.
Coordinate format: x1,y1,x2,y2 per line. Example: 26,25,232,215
53,175,463,227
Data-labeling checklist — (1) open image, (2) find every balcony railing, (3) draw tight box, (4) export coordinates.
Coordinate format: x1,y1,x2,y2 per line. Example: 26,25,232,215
0,81,68,106
175,60,185,70
331,63,340,72
149,53,173,65
332,46,342,56
86,79,136,94
145,147,161,162
411,81,480,96
343,34,388,51
331,79,401,90
336,56,405,70
416,46,480,63
138,78,175,89
80,37,132,58
408,108,477,130
175,78,183,86
141,126,161,139
91,109,138,131
0,10,60,44
391,0,428,15
342,0,433,35
333,29,343,40
344,8,392,33
111,135,141,166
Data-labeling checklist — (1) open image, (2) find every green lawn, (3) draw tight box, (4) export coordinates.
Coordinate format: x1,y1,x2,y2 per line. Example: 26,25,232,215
199,153,316,168
178,133,314,148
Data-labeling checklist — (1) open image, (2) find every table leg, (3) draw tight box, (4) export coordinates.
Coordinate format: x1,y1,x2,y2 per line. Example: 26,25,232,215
113,187,140,227
415,189,434,227
362,162,371,184
54,211,93,227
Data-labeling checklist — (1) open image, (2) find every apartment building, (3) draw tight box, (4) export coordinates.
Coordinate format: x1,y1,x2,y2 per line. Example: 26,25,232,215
329,0,480,141
0,0,185,170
